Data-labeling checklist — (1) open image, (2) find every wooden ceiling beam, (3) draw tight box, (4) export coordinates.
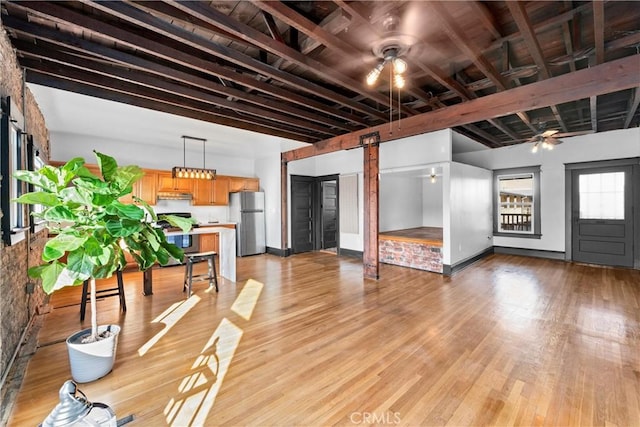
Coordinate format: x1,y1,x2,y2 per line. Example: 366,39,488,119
22,58,323,141
507,1,568,132
261,11,286,44
590,2,605,133
283,54,640,161
25,70,317,143
7,2,370,127
156,0,399,118
4,17,358,134
17,47,339,138
429,1,537,133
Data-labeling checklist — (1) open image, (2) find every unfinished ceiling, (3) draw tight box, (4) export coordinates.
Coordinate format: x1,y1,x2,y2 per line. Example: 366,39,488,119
2,1,639,148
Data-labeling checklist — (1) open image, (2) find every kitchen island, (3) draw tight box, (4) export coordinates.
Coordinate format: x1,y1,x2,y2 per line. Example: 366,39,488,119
165,226,236,282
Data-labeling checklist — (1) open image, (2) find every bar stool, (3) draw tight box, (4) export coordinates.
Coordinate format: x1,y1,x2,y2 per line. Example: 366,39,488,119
183,251,219,297
80,270,126,321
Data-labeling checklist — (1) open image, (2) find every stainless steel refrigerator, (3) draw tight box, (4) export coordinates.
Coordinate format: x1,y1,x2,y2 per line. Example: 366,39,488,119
229,192,266,256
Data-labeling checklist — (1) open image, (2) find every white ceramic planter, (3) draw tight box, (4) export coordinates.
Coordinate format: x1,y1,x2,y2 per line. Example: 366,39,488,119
66,325,121,383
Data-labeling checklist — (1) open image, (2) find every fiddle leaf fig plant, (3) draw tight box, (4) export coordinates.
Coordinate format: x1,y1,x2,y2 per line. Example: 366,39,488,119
14,151,193,342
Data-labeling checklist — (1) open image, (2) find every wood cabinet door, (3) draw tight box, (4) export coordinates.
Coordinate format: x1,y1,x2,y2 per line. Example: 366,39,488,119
156,172,175,191
244,178,259,191
157,172,192,193
136,171,157,204
228,177,244,192
192,179,213,205
199,233,219,253
212,177,230,205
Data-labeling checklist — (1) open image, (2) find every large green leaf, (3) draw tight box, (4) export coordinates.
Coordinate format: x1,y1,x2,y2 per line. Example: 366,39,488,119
162,239,184,261
105,218,143,237
159,214,195,233
13,191,59,207
113,165,143,193
13,170,57,192
39,166,64,189
142,228,160,251
60,186,93,206
135,197,157,222
83,236,105,257
44,206,76,222
74,165,100,180
73,176,112,194
95,151,118,182
28,262,79,294
67,248,97,277
43,234,88,262
106,201,144,220
92,192,115,206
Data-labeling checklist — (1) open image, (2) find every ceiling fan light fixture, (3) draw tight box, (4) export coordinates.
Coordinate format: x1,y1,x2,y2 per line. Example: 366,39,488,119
392,57,407,74
531,142,539,153
366,63,385,86
394,73,405,89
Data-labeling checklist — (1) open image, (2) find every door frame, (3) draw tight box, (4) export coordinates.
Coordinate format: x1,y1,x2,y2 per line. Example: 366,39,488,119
564,157,640,269
316,174,340,251
290,174,340,254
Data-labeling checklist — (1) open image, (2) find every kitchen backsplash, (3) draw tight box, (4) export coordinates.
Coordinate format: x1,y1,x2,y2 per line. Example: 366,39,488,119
154,199,230,224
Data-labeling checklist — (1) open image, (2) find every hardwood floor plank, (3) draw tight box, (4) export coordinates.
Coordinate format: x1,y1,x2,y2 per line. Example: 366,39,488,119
6,253,640,426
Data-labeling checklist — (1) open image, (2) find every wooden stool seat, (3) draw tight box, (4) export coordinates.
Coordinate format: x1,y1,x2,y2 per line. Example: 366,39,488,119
183,251,219,296
80,270,126,321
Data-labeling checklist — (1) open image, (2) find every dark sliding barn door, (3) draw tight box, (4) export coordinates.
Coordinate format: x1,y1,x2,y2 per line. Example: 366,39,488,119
572,165,634,267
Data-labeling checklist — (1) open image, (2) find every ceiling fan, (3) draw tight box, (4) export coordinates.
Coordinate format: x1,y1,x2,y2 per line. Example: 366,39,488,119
528,129,563,153
525,125,593,153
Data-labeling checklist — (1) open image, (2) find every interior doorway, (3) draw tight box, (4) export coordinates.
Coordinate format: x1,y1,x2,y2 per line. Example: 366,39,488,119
290,174,339,254
567,159,639,269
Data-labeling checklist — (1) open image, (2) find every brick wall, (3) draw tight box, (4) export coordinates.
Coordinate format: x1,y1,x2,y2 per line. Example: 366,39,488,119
0,27,50,384
379,239,443,274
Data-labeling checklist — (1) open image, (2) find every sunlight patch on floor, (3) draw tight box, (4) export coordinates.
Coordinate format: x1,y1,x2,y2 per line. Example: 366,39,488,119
137,295,201,356
163,279,264,426
164,318,243,426
231,279,264,321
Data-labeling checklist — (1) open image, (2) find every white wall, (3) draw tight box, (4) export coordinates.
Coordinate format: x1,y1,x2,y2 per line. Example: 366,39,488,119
380,128,452,168
448,162,493,265
50,131,255,176
379,175,423,232
454,127,640,252
422,177,443,227
255,153,281,249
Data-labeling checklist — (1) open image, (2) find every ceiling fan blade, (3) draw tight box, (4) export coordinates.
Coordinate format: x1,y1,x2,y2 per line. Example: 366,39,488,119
541,130,559,137
546,137,563,145
555,130,594,138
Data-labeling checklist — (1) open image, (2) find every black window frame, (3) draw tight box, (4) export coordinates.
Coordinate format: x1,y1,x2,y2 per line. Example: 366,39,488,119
493,166,542,239
1,96,28,245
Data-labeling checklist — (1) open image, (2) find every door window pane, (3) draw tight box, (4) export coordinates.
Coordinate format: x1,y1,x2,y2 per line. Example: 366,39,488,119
497,174,534,233
579,172,624,219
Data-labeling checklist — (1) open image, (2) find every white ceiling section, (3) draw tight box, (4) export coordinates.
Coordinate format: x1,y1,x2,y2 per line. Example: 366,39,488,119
28,84,309,160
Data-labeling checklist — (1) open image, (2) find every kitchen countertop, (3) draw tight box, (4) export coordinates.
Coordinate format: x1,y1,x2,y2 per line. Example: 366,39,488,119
164,226,236,282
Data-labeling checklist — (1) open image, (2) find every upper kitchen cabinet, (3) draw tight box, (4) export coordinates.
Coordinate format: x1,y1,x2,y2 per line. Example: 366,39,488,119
157,171,192,193
135,171,157,205
229,176,259,192
193,176,230,205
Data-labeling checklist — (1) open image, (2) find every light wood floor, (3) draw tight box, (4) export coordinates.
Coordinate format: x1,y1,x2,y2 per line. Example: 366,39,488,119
8,253,640,426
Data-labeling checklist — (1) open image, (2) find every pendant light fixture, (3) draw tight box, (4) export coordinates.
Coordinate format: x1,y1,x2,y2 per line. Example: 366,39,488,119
366,47,408,135
172,135,216,180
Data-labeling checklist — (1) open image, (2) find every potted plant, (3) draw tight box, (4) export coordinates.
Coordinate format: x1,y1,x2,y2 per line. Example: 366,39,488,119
14,151,192,382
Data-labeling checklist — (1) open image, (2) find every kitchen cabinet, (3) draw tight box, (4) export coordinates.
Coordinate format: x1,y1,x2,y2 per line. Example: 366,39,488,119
134,171,157,205
229,176,259,192
199,232,219,254
157,172,192,193
192,176,230,205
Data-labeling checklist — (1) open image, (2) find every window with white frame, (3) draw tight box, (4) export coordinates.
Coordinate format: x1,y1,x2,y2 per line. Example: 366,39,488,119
493,166,541,238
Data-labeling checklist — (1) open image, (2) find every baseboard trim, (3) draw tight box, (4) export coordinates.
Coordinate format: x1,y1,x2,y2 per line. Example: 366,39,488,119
266,247,291,257
493,246,565,260
443,247,494,276
338,248,363,259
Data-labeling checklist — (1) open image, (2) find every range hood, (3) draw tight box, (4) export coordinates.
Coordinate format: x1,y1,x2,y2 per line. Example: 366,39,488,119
156,191,192,201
